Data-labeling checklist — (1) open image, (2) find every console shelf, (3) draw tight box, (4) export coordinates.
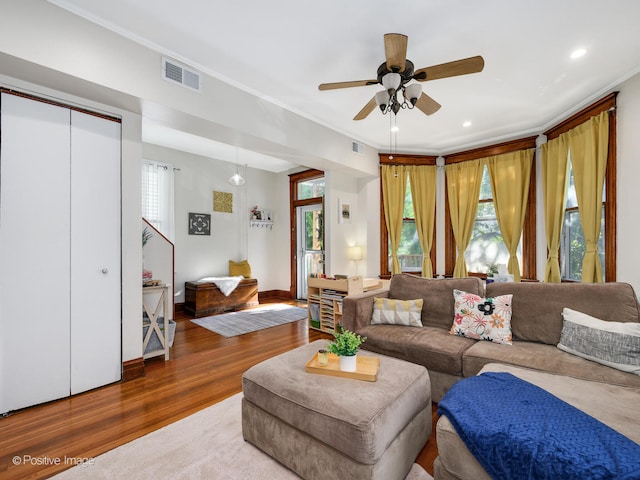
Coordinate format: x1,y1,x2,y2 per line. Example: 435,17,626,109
307,276,382,334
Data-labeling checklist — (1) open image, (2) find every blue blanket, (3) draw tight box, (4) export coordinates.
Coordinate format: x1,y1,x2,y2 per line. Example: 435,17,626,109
438,372,640,480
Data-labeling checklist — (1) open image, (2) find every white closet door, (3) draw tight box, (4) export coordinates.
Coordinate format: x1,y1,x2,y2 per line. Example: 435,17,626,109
70,110,121,394
0,93,72,413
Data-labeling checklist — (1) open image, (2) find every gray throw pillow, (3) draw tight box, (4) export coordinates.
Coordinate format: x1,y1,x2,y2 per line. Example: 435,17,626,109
558,308,640,375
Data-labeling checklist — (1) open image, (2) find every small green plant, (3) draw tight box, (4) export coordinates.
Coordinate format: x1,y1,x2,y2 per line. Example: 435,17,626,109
486,264,499,277
142,227,153,248
326,326,366,357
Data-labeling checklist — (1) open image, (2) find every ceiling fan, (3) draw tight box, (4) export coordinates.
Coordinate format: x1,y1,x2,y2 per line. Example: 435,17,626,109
318,33,485,121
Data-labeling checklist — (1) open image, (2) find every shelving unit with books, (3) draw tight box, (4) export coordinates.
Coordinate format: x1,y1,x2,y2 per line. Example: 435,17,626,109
307,276,383,334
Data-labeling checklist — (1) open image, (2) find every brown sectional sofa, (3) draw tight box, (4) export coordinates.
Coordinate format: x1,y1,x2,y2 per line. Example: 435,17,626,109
341,273,640,402
342,273,640,479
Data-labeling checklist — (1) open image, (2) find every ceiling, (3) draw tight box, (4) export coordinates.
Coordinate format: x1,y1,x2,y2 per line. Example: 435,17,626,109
50,0,640,171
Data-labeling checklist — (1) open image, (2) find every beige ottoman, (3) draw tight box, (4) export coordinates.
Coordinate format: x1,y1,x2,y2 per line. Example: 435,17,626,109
242,340,432,480
434,363,640,480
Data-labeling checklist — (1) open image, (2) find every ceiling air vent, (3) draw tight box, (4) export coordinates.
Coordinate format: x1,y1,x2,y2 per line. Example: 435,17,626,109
162,57,201,92
351,140,365,155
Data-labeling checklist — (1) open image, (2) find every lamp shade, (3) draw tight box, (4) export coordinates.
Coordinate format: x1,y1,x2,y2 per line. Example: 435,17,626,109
229,172,245,186
375,91,389,112
381,72,401,92
348,246,363,261
404,83,422,105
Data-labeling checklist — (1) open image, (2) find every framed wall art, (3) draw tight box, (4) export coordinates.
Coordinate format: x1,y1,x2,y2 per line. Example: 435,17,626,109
213,191,233,213
188,212,211,235
338,199,351,224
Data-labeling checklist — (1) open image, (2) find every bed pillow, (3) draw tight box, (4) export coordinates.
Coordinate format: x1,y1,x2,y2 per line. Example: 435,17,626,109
450,289,513,345
558,308,640,375
371,298,423,327
229,260,252,278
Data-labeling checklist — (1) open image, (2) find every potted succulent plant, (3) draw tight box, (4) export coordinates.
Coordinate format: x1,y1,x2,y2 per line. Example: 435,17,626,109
326,326,366,372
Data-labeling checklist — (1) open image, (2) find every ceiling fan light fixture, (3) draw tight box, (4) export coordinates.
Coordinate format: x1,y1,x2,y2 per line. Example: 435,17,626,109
375,91,389,112
381,72,401,93
404,83,422,106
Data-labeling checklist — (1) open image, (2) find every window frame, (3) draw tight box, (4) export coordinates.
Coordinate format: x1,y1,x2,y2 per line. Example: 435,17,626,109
544,92,617,282
444,136,538,279
379,154,437,279
289,169,325,297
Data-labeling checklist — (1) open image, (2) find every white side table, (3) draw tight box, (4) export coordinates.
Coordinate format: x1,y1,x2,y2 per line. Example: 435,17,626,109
143,285,170,360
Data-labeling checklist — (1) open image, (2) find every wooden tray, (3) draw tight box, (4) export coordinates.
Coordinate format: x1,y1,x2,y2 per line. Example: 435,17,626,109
305,352,380,382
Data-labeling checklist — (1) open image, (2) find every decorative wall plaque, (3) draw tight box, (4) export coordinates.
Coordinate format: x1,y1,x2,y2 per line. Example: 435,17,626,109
213,191,233,213
188,213,211,235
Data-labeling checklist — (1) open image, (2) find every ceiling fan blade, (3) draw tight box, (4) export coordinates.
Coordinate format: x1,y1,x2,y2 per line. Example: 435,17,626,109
384,33,408,72
414,55,485,82
354,97,377,121
318,79,378,91
415,93,441,116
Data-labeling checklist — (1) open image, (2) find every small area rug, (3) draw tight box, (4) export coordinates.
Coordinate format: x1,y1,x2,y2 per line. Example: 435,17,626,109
52,393,433,480
191,304,308,338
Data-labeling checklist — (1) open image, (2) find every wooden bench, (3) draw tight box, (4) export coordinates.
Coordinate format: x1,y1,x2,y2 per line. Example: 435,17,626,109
184,278,259,318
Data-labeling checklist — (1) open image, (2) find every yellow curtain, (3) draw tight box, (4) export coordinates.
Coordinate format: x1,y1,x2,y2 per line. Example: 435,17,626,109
446,159,484,277
486,149,534,282
567,111,609,283
408,165,437,278
541,134,569,282
381,165,408,274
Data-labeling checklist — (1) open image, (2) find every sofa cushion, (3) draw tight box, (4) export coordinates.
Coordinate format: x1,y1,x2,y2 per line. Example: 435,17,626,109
389,274,484,330
451,290,513,345
462,339,640,388
558,308,640,375
486,282,640,345
359,324,476,376
371,297,423,327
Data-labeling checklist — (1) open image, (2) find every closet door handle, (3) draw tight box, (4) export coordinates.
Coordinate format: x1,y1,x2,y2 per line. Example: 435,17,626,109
101,268,109,274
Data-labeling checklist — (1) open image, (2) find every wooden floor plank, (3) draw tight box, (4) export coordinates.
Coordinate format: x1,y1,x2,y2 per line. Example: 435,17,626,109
0,300,438,479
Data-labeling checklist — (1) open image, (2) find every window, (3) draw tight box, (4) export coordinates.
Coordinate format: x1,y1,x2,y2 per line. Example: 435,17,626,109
387,178,423,272
379,155,438,278
297,177,325,200
141,160,175,242
444,136,537,278
465,166,521,275
560,160,605,281
544,93,616,282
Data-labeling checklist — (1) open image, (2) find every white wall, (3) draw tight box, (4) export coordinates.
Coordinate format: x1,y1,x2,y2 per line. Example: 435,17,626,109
616,72,640,291
324,171,361,277
143,144,284,302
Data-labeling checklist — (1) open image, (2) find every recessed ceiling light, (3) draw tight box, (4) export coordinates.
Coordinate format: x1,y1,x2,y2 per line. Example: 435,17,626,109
463,121,472,128
390,125,400,132
571,48,587,59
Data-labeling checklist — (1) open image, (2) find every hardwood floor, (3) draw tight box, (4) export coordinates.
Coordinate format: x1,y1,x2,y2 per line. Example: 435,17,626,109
0,299,438,479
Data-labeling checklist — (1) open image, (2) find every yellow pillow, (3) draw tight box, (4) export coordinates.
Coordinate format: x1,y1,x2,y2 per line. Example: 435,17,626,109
229,260,252,278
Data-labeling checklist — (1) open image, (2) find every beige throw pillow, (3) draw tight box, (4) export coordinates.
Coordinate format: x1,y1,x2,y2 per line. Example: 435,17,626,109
371,297,423,327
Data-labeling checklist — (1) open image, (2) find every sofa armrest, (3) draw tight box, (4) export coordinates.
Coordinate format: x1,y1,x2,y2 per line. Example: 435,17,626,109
341,288,390,332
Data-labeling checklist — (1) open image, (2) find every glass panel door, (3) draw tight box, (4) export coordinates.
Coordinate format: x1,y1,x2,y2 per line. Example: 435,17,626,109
297,204,324,299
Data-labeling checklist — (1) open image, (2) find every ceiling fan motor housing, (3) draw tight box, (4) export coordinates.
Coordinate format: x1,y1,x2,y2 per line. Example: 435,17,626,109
377,60,415,87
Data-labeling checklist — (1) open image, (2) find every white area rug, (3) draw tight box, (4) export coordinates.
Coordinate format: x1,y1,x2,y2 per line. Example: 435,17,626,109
52,393,432,480
191,304,308,338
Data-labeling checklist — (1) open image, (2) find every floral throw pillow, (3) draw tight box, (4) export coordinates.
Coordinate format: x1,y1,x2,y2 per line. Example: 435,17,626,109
450,289,513,345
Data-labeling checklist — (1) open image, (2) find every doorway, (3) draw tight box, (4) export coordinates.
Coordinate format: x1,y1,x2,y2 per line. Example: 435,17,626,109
296,203,324,299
